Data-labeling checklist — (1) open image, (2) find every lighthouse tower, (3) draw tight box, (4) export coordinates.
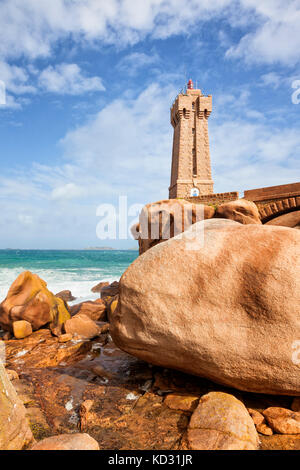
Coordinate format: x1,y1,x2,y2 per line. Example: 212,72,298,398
169,79,214,199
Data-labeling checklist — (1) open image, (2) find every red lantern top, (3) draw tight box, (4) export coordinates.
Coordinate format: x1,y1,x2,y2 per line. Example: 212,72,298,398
187,79,194,89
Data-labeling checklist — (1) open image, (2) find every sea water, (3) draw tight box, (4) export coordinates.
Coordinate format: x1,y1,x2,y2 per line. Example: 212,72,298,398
0,249,138,304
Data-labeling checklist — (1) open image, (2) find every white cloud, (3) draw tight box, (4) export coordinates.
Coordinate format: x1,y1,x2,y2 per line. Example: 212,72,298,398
0,0,231,61
260,72,282,89
38,63,105,94
51,183,85,200
117,52,159,76
0,61,36,94
60,83,175,186
210,119,300,192
227,0,300,65
0,0,299,72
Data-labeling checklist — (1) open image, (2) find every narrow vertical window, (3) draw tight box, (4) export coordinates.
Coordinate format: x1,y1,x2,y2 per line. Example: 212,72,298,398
193,148,197,175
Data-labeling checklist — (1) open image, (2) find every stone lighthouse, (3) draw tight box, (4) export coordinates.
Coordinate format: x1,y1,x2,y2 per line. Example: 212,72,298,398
169,79,214,199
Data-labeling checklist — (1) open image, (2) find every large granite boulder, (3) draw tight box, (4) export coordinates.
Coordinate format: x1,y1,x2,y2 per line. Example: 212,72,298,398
188,392,259,450
215,199,262,225
0,271,70,334
0,363,33,449
111,219,300,395
136,199,215,254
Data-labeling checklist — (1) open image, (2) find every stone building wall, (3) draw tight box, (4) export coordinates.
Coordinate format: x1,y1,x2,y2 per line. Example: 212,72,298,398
185,191,239,206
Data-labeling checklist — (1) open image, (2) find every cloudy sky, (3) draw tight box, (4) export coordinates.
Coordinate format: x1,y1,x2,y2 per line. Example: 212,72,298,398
0,0,299,248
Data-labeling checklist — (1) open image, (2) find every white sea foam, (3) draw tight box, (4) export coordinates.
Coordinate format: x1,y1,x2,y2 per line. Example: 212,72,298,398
0,267,118,303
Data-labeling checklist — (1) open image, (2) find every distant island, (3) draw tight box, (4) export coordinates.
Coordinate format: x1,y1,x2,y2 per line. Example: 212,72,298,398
84,247,115,250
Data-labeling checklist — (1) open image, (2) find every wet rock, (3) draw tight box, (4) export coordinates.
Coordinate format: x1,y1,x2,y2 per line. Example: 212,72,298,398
65,313,100,340
0,271,70,334
70,299,106,322
111,219,300,395
187,392,259,450
248,408,273,436
0,364,33,450
55,290,76,302
263,407,300,434
164,394,199,412
91,282,109,293
101,282,119,302
58,333,73,343
5,329,93,369
31,433,99,450
13,320,32,339
215,199,262,225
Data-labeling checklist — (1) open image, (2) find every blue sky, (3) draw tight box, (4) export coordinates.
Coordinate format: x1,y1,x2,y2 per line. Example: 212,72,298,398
0,0,299,249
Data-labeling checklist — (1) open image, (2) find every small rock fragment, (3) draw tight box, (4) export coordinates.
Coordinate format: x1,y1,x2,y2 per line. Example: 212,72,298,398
13,320,32,339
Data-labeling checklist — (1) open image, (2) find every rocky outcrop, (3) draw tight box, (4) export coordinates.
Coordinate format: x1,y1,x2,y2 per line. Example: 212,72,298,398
137,199,215,254
5,329,93,369
247,408,273,435
263,407,300,434
64,313,100,340
70,299,106,322
0,364,33,450
31,433,99,450
215,199,262,225
100,281,119,302
55,290,76,302
110,219,300,395
91,282,109,293
187,392,259,450
0,271,70,335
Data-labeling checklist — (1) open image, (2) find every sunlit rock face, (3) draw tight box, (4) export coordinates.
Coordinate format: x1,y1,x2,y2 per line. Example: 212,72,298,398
111,219,300,395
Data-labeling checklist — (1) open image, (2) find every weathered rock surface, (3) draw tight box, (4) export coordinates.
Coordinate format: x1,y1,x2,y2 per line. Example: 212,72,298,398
110,219,300,395
0,271,70,334
215,199,262,225
65,313,100,340
91,282,109,293
187,392,259,450
70,299,106,322
5,329,93,369
164,394,199,412
0,364,33,450
137,198,215,254
263,407,300,434
248,408,273,435
13,320,32,339
31,433,99,450
55,290,76,302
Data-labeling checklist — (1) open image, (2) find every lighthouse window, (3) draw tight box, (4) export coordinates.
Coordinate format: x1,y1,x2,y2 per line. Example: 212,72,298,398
192,128,195,134
192,102,195,110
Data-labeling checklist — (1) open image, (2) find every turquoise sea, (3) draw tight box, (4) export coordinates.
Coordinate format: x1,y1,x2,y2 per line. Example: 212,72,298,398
0,250,138,303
